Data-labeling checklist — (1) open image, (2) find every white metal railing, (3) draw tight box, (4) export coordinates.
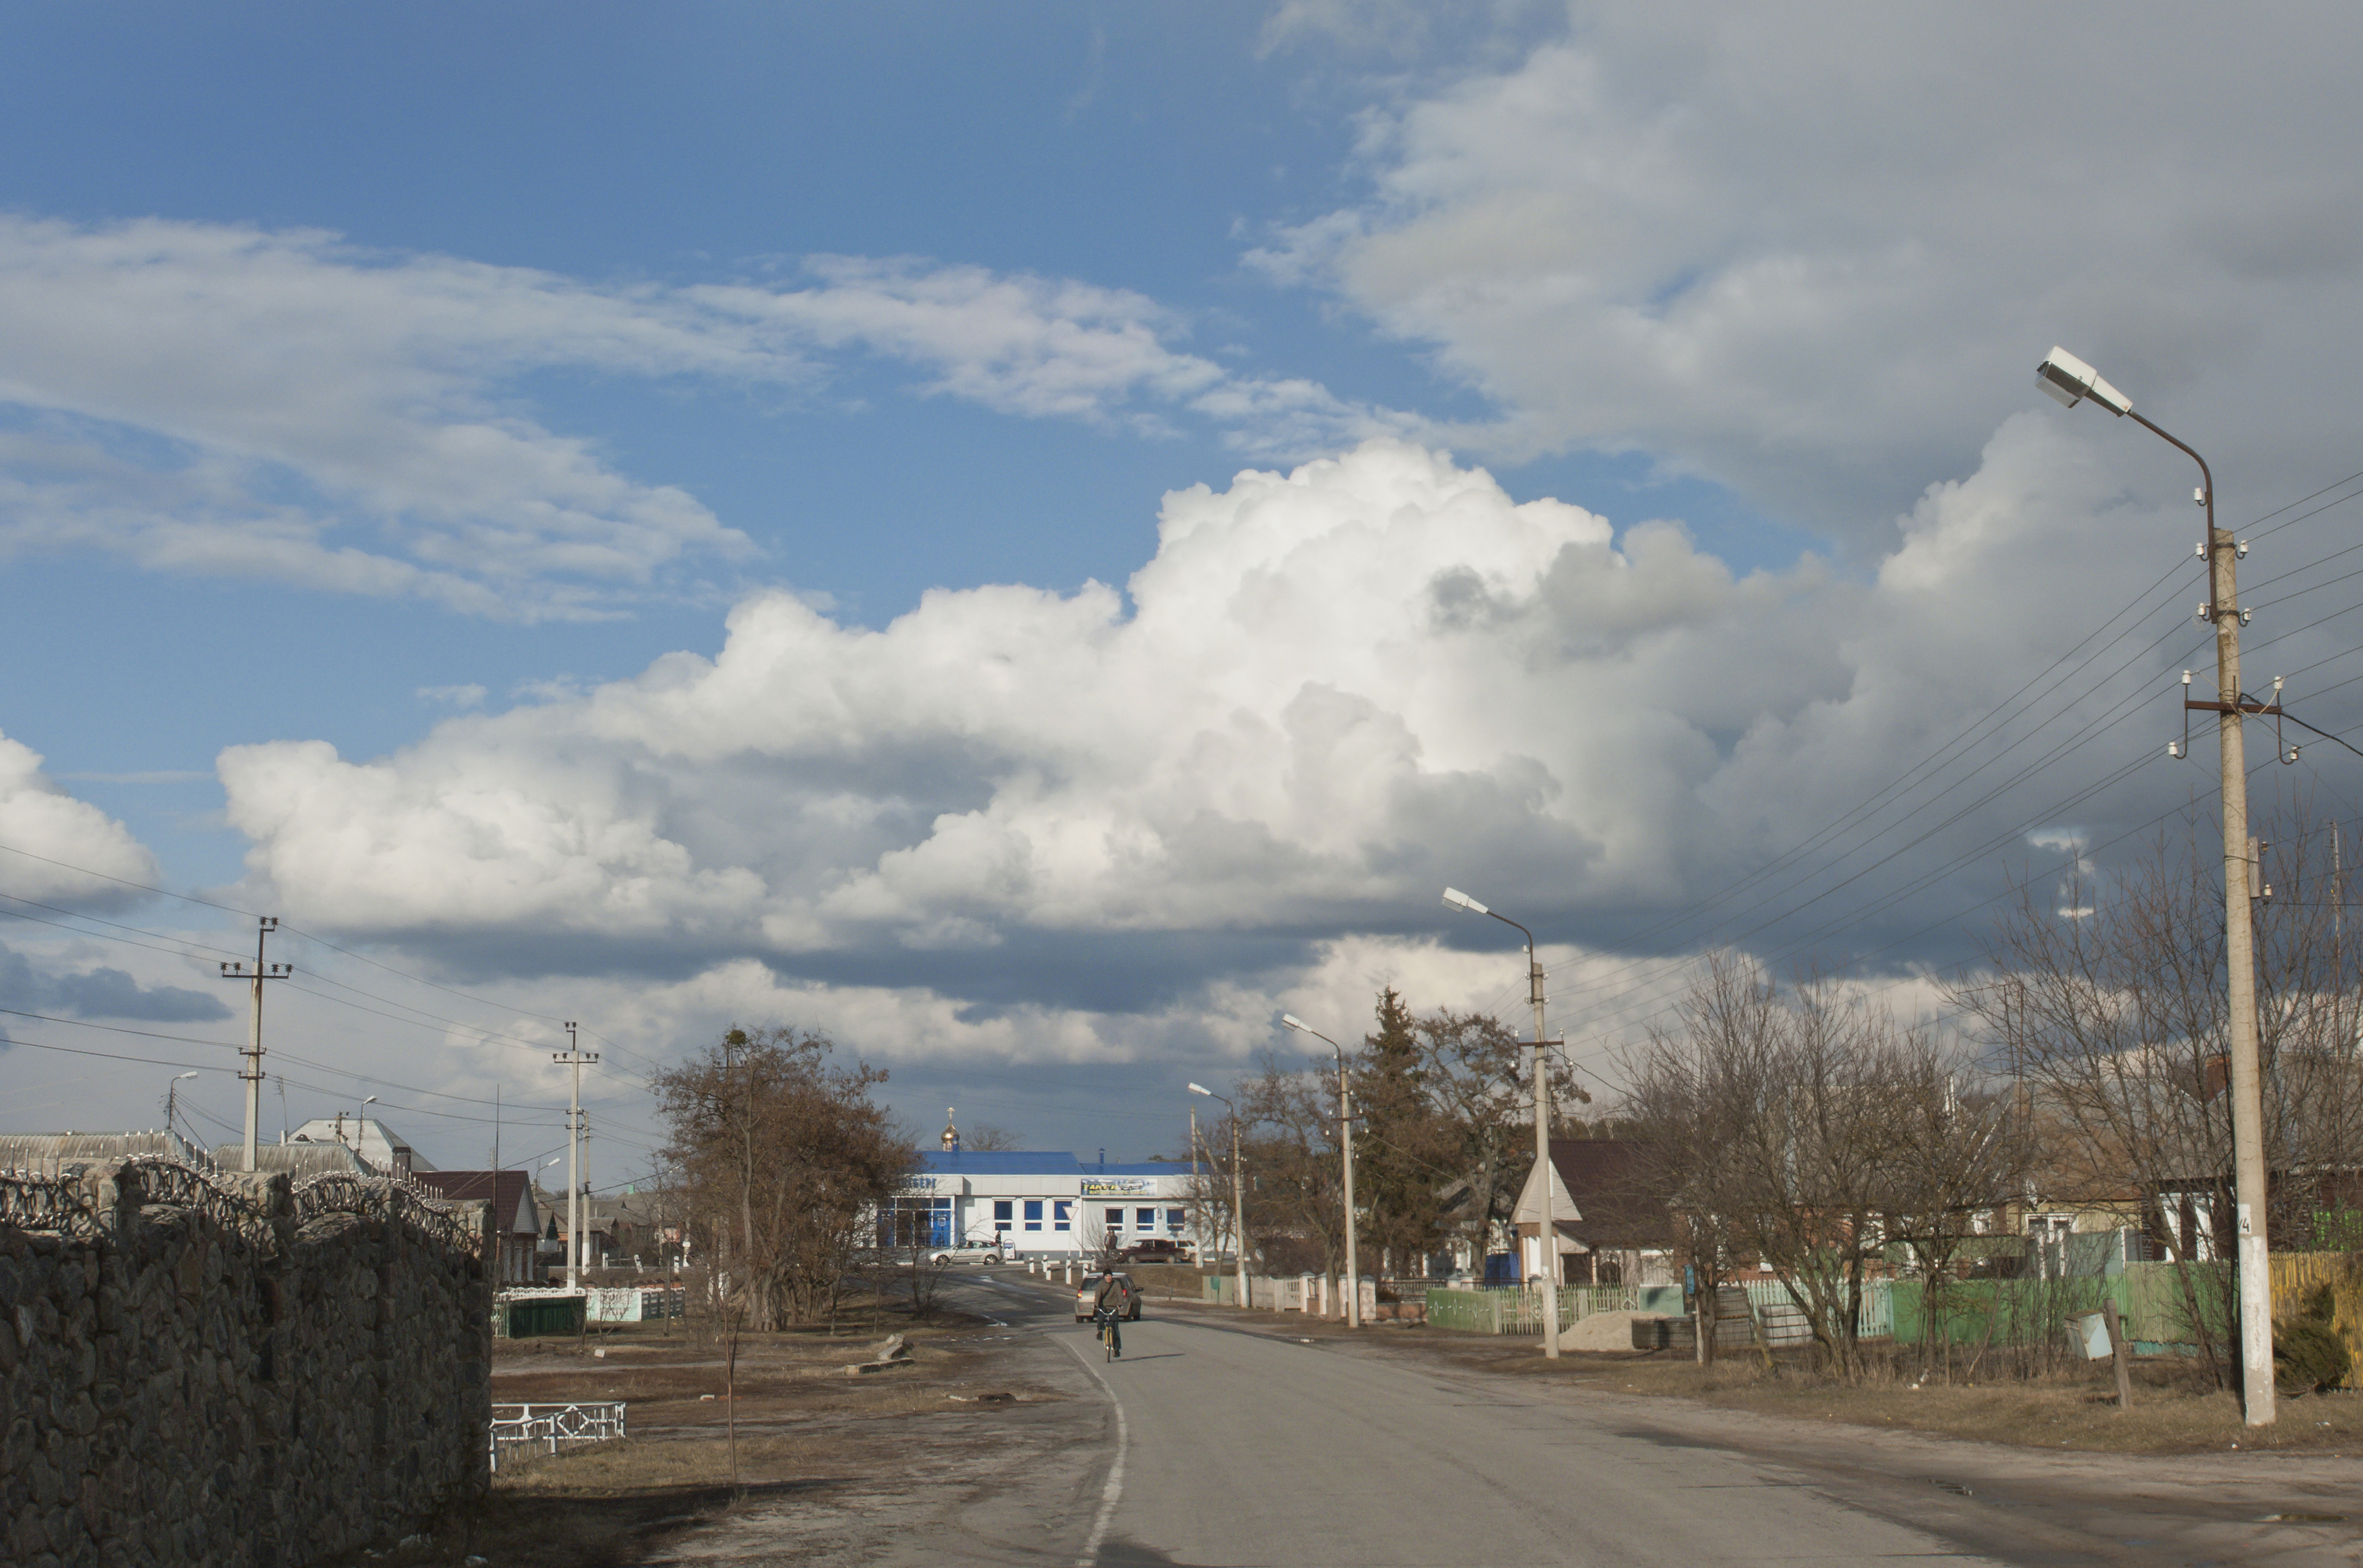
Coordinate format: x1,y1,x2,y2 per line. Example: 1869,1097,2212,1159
488,1402,627,1471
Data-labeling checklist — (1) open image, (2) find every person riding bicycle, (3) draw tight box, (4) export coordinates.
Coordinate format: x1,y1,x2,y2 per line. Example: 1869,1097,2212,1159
1091,1271,1133,1358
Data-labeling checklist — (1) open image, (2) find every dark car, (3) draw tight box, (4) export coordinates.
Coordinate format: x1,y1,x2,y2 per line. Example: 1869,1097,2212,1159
1117,1238,1191,1265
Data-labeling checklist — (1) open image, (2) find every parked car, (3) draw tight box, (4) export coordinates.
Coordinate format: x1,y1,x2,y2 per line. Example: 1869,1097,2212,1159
1117,1238,1192,1265
1074,1270,1143,1321
928,1238,1007,1267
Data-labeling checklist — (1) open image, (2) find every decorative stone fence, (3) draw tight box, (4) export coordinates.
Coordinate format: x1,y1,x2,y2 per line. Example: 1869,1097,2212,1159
0,1157,494,1568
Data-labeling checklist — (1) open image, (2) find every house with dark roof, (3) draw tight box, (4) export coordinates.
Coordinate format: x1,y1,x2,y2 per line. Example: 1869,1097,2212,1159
415,1170,543,1284
1507,1138,1677,1287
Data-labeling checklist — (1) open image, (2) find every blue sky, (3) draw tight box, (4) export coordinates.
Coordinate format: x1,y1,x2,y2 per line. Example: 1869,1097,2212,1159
9,3,2363,1168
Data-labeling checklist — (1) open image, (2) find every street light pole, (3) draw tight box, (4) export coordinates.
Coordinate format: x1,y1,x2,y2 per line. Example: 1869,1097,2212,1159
1282,1014,1360,1329
163,1072,198,1148
2036,346,2274,1426
1444,887,1560,1358
1189,1083,1249,1310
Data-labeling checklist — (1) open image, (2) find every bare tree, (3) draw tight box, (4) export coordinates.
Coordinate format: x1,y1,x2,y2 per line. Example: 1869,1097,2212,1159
1628,954,2014,1380
1949,810,2363,1387
1242,1051,1347,1301
652,1025,912,1331
964,1124,1025,1152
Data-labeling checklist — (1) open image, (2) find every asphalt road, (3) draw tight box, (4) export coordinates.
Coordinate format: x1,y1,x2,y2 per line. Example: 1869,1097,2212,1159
853,1272,2362,1568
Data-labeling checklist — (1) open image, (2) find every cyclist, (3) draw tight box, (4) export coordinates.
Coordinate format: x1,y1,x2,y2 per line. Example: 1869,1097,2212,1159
1091,1271,1133,1358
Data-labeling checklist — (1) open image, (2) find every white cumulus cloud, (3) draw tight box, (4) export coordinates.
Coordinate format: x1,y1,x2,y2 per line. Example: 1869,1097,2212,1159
208,429,2237,1068
0,732,163,908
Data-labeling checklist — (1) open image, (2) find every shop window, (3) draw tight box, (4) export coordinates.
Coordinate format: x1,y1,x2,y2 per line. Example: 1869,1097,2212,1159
1137,1207,1156,1230
1024,1199,1043,1232
1165,1208,1185,1232
1053,1200,1072,1231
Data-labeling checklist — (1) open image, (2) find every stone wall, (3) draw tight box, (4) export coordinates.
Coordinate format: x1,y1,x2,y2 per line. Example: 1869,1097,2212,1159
0,1158,493,1568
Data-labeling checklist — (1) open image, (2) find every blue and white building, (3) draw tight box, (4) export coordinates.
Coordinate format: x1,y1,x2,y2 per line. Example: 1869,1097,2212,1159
880,1147,1207,1259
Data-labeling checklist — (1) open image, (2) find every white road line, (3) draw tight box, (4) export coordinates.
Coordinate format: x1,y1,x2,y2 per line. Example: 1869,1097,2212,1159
1053,1332,1128,1568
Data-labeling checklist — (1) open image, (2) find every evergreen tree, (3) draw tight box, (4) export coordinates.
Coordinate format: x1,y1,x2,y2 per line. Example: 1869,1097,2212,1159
1354,988,1446,1275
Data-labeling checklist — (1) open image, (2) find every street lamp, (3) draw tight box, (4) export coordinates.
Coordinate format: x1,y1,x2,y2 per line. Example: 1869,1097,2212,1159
1188,1082,1250,1311
2036,346,2273,1426
1281,1014,1361,1328
1443,886,1562,1359
163,1072,199,1145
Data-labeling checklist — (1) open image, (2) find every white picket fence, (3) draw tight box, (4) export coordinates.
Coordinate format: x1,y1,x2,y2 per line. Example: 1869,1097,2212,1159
488,1401,627,1471
1736,1278,1893,1344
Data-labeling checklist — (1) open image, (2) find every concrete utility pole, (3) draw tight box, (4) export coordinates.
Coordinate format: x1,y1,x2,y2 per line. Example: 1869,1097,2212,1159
217,916,292,1172
1444,888,1560,1359
1282,1013,1360,1328
1189,1082,1249,1309
2037,347,2275,1425
552,1021,598,1291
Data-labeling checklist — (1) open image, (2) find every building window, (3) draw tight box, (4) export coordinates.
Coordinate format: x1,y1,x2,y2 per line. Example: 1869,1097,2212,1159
1137,1207,1157,1230
1024,1199,1043,1232
1053,1200,1072,1232
1105,1207,1125,1230
1165,1208,1185,1232
995,1199,1013,1235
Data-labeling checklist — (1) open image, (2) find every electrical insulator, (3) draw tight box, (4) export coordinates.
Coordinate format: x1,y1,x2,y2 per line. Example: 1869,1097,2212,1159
2198,603,2212,622
2240,608,2253,626
2167,740,2184,758
2285,746,2302,766
2237,539,2249,559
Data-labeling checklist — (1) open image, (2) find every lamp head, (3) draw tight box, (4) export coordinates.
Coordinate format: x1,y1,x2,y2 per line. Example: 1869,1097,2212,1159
1187,1082,1213,1098
2036,346,2132,417
174,1071,199,1082
1441,885,1488,916
362,1095,378,1106
1280,1014,1312,1034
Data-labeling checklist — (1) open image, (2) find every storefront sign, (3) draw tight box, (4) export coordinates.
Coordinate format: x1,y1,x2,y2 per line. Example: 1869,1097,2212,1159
1080,1177,1153,1195
892,1175,940,1193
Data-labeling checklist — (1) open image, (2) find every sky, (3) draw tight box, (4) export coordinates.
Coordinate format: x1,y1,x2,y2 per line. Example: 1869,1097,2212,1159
9,1,2363,1178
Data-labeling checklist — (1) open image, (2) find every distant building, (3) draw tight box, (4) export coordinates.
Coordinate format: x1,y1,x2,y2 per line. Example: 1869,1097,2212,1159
0,1130,210,1175
415,1170,543,1284
286,1117,435,1175
208,1142,376,1180
882,1150,1205,1259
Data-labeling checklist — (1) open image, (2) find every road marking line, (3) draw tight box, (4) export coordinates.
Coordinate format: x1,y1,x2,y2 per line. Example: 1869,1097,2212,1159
1054,1332,1128,1568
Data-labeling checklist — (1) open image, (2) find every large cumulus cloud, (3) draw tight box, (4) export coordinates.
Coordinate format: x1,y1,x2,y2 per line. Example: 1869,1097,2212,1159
213,429,2224,1055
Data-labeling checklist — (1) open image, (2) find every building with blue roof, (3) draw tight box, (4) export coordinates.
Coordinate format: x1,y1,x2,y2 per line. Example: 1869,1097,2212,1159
876,1115,1210,1259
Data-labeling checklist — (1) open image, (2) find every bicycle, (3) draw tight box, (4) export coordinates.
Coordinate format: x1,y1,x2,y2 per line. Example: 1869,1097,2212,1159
1091,1304,1122,1361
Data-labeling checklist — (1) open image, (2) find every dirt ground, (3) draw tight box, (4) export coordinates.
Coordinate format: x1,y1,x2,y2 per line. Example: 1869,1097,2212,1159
318,1307,1066,1568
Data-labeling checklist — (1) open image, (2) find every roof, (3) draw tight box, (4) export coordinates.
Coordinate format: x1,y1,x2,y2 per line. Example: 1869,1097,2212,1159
209,1143,377,1179
1545,1139,1670,1248
414,1170,539,1235
0,1131,210,1174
